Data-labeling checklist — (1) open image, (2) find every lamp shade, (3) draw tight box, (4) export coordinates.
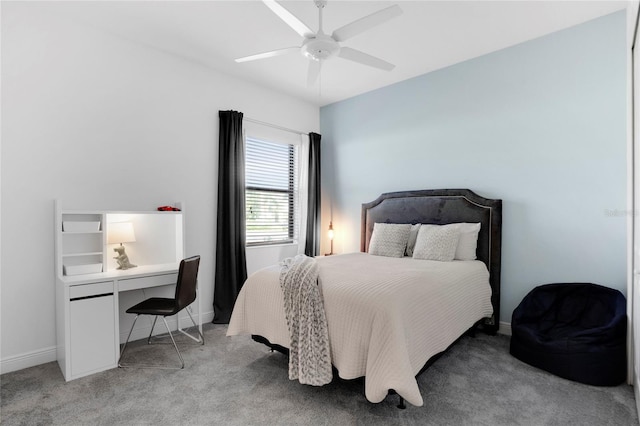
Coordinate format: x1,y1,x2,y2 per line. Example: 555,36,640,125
107,222,136,244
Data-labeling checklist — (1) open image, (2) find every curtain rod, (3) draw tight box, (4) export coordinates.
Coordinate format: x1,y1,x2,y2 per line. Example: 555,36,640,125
244,117,309,136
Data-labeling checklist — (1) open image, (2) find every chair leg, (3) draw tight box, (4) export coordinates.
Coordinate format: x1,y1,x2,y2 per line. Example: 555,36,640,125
178,309,204,345
118,315,140,368
162,317,184,369
147,316,158,344
119,315,184,370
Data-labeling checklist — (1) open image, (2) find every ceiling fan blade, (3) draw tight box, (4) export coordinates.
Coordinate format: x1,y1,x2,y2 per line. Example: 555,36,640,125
235,47,299,63
338,47,395,71
332,4,402,42
307,60,321,86
262,0,314,38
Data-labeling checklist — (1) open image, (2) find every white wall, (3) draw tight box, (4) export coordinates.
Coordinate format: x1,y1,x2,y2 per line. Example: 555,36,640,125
0,4,318,372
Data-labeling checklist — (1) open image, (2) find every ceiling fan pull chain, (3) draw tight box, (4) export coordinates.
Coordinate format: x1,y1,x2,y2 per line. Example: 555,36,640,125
318,61,322,103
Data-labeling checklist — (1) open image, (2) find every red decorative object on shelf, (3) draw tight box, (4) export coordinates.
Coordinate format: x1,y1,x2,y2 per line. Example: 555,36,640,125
157,206,181,212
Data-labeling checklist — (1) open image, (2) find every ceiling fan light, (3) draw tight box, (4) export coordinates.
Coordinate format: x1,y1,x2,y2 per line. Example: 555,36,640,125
303,51,321,62
301,35,340,61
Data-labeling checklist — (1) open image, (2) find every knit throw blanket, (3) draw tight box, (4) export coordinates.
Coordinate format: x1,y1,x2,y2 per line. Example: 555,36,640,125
279,255,332,386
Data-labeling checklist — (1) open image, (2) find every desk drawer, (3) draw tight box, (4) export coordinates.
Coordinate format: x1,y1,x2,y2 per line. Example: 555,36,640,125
118,273,178,292
69,281,113,300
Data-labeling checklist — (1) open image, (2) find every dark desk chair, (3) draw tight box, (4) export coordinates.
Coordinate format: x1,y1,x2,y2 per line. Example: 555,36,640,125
119,255,204,369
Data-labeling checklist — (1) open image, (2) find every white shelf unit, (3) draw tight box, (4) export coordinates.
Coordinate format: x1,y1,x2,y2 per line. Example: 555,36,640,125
58,212,106,276
55,204,185,278
54,201,187,381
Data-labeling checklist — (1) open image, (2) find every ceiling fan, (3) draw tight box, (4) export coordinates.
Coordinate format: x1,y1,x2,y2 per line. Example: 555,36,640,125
235,0,403,85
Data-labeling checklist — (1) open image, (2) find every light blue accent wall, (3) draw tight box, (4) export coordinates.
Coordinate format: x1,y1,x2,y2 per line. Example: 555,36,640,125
320,11,627,324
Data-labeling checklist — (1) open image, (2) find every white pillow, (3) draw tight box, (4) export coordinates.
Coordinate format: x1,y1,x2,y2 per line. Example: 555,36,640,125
451,222,481,261
405,224,421,257
412,224,460,262
368,223,412,258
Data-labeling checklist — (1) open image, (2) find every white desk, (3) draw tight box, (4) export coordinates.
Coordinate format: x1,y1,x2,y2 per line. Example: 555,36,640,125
56,263,202,381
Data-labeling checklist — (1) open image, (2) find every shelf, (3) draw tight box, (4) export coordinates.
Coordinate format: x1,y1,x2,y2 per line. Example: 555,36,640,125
61,231,103,257
62,231,103,235
62,252,103,258
102,210,182,215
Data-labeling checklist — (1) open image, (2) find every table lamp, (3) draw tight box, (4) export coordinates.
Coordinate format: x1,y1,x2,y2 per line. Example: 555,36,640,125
107,222,137,270
325,221,334,256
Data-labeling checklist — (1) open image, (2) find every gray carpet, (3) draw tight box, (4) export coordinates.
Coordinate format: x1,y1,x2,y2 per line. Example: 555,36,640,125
1,324,637,425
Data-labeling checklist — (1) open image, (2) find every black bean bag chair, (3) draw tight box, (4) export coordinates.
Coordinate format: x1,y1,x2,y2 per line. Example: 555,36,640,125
510,283,626,386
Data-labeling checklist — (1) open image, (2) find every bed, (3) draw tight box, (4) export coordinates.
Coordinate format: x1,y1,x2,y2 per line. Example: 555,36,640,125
227,189,502,407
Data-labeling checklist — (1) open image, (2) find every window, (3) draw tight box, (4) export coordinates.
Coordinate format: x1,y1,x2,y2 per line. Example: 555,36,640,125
245,136,299,246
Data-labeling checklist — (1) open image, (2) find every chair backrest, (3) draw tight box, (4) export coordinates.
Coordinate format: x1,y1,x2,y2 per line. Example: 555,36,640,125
174,255,201,311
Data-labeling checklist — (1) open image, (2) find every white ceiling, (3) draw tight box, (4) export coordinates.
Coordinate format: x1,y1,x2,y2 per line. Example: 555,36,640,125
40,0,626,106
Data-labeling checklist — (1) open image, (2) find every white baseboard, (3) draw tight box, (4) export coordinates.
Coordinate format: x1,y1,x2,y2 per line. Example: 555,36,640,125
1,346,57,375
1,310,215,375
498,321,512,336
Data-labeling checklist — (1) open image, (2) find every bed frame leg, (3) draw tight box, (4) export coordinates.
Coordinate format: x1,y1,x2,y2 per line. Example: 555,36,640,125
397,396,406,409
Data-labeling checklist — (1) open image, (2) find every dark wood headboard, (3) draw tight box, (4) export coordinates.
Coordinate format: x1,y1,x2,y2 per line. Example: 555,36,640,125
361,189,502,333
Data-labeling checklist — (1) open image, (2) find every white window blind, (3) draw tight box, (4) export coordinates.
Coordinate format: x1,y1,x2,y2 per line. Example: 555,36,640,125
245,136,299,246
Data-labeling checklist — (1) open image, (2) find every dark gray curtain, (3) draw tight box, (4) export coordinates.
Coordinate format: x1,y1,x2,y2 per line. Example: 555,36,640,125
304,132,321,256
213,110,247,324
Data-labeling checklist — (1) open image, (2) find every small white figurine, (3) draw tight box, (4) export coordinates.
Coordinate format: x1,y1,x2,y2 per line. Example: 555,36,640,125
114,246,137,270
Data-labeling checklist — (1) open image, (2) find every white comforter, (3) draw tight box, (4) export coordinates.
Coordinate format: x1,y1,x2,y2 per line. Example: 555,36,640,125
227,252,493,407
